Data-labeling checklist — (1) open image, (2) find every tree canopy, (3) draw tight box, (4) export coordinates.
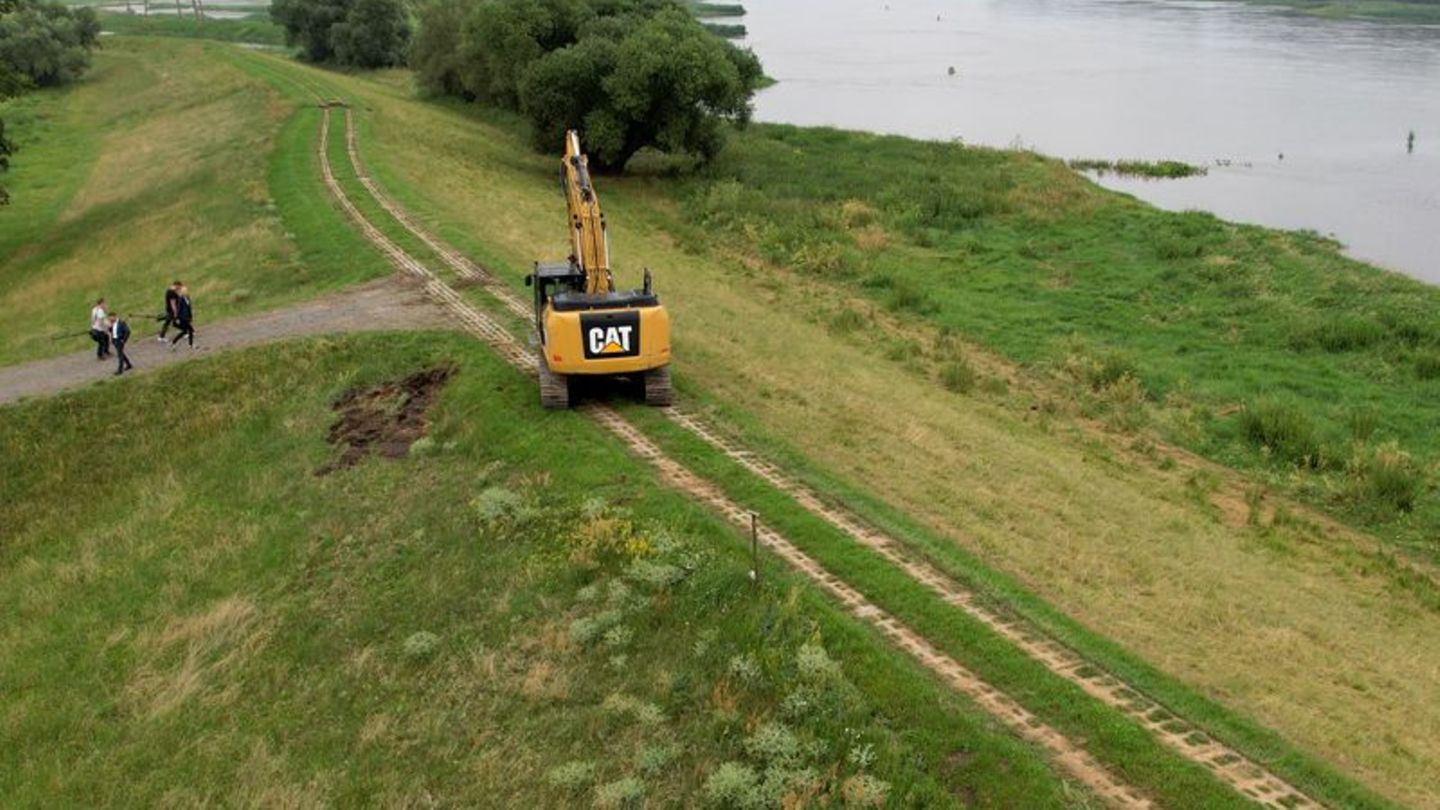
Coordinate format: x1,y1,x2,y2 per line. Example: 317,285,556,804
0,0,100,204
412,0,762,171
270,0,410,67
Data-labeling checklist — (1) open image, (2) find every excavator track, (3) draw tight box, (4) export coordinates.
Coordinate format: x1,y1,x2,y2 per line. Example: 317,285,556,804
537,349,571,409
643,365,674,406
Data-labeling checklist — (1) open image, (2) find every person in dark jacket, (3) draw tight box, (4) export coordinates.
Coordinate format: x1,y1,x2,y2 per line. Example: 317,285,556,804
109,314,134,375
157,280,181,341
169,283,195,350
90,297,110,359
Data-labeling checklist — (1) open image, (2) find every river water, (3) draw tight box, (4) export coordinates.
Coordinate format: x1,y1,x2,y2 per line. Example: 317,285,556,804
742,0,1440,284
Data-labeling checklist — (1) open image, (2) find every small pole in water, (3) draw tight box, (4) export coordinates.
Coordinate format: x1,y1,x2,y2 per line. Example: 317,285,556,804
1408,130,1416,154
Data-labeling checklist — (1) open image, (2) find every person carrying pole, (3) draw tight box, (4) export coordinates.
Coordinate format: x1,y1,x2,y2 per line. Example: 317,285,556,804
157,280,181,341
169,283,195,350
109,314,134,376
90,298,110,360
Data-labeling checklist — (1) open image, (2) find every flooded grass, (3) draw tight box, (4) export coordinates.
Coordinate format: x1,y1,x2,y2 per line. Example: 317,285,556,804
1069,158,1208,179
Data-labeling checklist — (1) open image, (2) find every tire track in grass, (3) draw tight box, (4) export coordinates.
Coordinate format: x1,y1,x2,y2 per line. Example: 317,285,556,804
316,103,1152,809
326,101,1320,810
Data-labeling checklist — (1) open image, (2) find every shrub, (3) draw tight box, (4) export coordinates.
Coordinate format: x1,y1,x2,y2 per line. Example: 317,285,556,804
1239,399,1324,468
1347,442,1422,514
545,760,596,793
1289,316,1385,352
727,653,762,684
1416,351,1440,380
744,722,802,766
593,776,645,809
840,774,890,808
939,359,977,394
570,608,625,645
636,743,679,775
703,762,762,809
401,631,441,661
795,643,842,683
473,486,536,527
829,308,867,334
840,199,879,229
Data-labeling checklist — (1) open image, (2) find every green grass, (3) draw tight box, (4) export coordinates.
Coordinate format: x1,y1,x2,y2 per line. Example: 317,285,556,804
675,122,1440,558
619,401,1400,810
0,334,1088,807
99,10,287,45
0,38,387,366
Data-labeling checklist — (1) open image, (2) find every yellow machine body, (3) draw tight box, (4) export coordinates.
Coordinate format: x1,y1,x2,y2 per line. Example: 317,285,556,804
540,303,670,376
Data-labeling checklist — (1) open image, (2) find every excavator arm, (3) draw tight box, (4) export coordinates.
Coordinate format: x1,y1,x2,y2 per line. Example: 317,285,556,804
562,131,613,295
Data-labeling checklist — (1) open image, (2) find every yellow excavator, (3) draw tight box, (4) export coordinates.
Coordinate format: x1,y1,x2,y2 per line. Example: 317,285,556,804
526,130,672,409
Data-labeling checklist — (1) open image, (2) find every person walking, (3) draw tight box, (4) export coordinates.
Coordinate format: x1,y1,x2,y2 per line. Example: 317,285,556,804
109,314,134,375
89,298,110,360
157,280,181,341
169,283,195,350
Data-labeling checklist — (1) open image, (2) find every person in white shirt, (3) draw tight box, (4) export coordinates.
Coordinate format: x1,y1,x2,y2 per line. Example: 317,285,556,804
89,298,110,360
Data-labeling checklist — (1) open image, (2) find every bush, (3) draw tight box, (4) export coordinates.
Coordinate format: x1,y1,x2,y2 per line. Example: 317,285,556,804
743,722,802,766
1240,399,1324,468
401,630,441,661
545,760,596,793
840,774,890,808
1347,442,1422,514
939,359,977,394
703,761,762,809
593,776,646,809
1289,316,1385,353
1415,351,1440,380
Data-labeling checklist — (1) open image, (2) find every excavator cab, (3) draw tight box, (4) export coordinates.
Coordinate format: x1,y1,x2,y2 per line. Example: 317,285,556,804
526,131,672,409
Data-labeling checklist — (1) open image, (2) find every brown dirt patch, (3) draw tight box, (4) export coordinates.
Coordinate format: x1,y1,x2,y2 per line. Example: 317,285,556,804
316,365,455,475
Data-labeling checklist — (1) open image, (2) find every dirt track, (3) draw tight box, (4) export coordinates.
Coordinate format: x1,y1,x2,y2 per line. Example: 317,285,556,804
0,279,447,407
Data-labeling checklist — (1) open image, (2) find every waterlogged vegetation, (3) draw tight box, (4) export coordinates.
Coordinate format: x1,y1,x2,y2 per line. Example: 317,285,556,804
0,335,1088,807
1068,158,1208,179
1225,0,1440,22
677,124,1440,559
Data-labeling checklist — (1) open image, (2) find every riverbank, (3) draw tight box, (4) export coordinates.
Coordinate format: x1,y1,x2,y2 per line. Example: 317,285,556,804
1227,0,1440,22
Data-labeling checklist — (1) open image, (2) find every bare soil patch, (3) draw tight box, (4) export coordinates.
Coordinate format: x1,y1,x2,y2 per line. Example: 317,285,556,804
316,365,455,475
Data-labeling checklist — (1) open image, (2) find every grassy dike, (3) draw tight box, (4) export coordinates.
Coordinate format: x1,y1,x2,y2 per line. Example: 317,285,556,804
211,52,1440,806
0,38,386,366
0,334,1087,808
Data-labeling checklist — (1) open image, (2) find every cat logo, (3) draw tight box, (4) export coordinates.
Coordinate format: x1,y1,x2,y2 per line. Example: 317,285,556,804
581,311,641,359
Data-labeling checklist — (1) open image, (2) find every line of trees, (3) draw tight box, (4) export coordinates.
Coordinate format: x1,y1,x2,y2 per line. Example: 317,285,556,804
412,0,763,170
0,0,101,204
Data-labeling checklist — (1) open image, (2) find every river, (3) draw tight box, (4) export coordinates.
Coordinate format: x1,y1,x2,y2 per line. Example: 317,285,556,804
741,0,1440,284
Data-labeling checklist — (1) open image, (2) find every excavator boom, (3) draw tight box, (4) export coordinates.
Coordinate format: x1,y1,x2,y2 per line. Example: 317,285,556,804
563,131,613,294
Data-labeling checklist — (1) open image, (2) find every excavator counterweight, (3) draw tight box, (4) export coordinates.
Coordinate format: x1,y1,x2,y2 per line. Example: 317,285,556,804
526,131,673,409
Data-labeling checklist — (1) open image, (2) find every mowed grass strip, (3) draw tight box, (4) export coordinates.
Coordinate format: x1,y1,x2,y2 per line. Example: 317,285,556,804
1,334,1089,807
0,38,388,367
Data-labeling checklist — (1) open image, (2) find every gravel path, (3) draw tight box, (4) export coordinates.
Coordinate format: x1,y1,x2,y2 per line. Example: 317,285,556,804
0,277,451,407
